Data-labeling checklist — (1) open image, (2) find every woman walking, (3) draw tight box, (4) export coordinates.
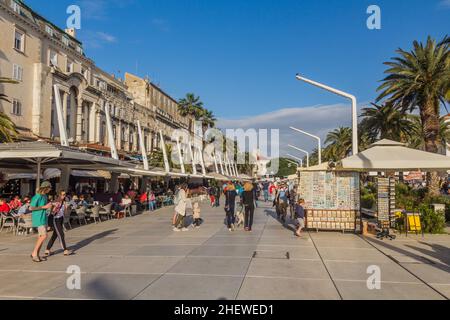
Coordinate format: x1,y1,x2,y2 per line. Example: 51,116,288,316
30,181,53,263
242,182,255,232
45,191,74,257
173,184,188,232
224,182,237,232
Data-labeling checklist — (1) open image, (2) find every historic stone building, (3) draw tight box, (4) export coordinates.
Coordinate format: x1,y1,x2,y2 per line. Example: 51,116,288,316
0,0,193,160
125,72,194,151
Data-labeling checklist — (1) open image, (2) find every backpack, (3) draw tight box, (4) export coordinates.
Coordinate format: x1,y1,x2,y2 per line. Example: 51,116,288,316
279,190,287,204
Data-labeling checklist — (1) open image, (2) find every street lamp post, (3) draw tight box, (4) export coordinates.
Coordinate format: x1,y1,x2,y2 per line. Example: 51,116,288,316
290,127,321,165
286,154,303,168
296,74,358,155
288,144,310,167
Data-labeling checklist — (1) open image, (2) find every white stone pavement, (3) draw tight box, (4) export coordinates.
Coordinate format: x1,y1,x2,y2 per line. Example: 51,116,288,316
0,202,448,300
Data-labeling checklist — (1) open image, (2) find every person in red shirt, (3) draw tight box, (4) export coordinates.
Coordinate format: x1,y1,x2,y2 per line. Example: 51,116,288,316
269,183,276,201
0,198,11,215
9,196,22,210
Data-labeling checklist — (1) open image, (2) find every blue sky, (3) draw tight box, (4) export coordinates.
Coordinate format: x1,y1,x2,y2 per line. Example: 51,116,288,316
25,0,449,155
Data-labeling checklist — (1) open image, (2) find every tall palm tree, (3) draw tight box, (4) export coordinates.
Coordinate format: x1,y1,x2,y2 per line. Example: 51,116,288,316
360,103,414,142
200,108,217,133
376,35,450,195
0,77,19,142
178,93,204,120
324,127,353,161
408,115,450,151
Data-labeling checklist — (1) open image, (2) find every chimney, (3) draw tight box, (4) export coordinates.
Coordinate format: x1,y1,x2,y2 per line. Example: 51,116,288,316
65,28,76,38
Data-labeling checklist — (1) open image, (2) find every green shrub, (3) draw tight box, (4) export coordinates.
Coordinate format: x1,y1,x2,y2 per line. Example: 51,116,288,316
423,195,450,222
361,193,376,210
419,204,446,234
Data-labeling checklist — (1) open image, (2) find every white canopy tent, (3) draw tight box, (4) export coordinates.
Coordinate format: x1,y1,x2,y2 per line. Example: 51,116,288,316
339,139,450,171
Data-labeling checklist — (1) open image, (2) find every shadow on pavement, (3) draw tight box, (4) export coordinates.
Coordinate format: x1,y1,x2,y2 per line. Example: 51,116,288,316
71,229,119,251
366,237,450,274
264,209,296,234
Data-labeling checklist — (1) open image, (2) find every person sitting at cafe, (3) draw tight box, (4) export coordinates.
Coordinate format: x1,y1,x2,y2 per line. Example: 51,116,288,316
78,195,89,208
0,198,11,215
121,195,132,207
68,194,79,208
9,195,22,210
16,197,32,216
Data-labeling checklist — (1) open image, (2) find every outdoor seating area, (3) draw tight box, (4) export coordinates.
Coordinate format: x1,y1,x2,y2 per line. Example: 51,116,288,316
0,190,179,236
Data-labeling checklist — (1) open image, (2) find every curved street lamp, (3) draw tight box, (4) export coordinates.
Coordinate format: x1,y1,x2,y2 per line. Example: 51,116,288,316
296,74,358,155
288,144,310,167
290,127,321,165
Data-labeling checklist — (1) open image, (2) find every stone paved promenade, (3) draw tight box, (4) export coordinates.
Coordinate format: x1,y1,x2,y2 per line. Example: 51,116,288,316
0,201,449,300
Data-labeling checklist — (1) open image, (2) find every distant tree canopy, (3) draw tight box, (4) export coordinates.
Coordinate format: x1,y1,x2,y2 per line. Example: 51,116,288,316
267,157,299,178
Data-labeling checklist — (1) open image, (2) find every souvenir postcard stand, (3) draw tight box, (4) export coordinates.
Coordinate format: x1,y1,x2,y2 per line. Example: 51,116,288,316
377,177,396,227
299,171,361,233
376,177,397,240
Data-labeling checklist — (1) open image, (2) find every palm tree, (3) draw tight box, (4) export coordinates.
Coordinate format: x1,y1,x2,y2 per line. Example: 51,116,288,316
0,77,19,142
178,93,204,120
360,103,414,142
408,115,450,151
0,112,17,143
376,35,450,195
200,109,217,133
324,127,353,161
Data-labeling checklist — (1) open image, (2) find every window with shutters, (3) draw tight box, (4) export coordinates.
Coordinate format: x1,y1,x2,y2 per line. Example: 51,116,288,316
49,50,58,67
12,64,23,81
14,29,25,52
11,99,22,116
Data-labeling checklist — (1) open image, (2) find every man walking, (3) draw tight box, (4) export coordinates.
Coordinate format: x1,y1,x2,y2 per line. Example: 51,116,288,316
262,181,269,202
30,181,53,263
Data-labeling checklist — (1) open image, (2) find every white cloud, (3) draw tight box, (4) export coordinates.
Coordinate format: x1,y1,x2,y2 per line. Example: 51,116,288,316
151,18,170,32
439,0,450,8
81,31,118,49
77,0,136,20
96,32,117,43
217,104,366,158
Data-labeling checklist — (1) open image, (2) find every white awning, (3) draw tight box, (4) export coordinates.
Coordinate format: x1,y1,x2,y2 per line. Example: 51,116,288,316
340,139,450,171
71,170,111,179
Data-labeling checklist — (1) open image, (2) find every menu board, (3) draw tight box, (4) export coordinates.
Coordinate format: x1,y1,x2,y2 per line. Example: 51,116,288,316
299,171,360,210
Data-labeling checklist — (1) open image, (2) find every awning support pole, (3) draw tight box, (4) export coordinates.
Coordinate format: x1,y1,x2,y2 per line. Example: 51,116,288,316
218,153,225,175
159,130,170,173
213,151,219,174
137,120,149,170
176,137,186,174
105,103,119,160
36,158,41,193
53,85,69,147
199,147,206,176
188,141,197,175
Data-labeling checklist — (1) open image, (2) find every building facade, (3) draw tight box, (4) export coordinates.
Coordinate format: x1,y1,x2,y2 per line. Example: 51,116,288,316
0,0,193,160
125,72,194,150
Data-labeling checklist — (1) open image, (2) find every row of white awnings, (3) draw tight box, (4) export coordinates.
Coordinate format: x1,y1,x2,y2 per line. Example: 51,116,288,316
2,168,245,181
0,142,248,181
2,169,131,180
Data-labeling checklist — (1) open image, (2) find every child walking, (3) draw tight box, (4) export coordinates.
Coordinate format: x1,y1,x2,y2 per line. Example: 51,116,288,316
294,199,306,237
193,202,202,228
